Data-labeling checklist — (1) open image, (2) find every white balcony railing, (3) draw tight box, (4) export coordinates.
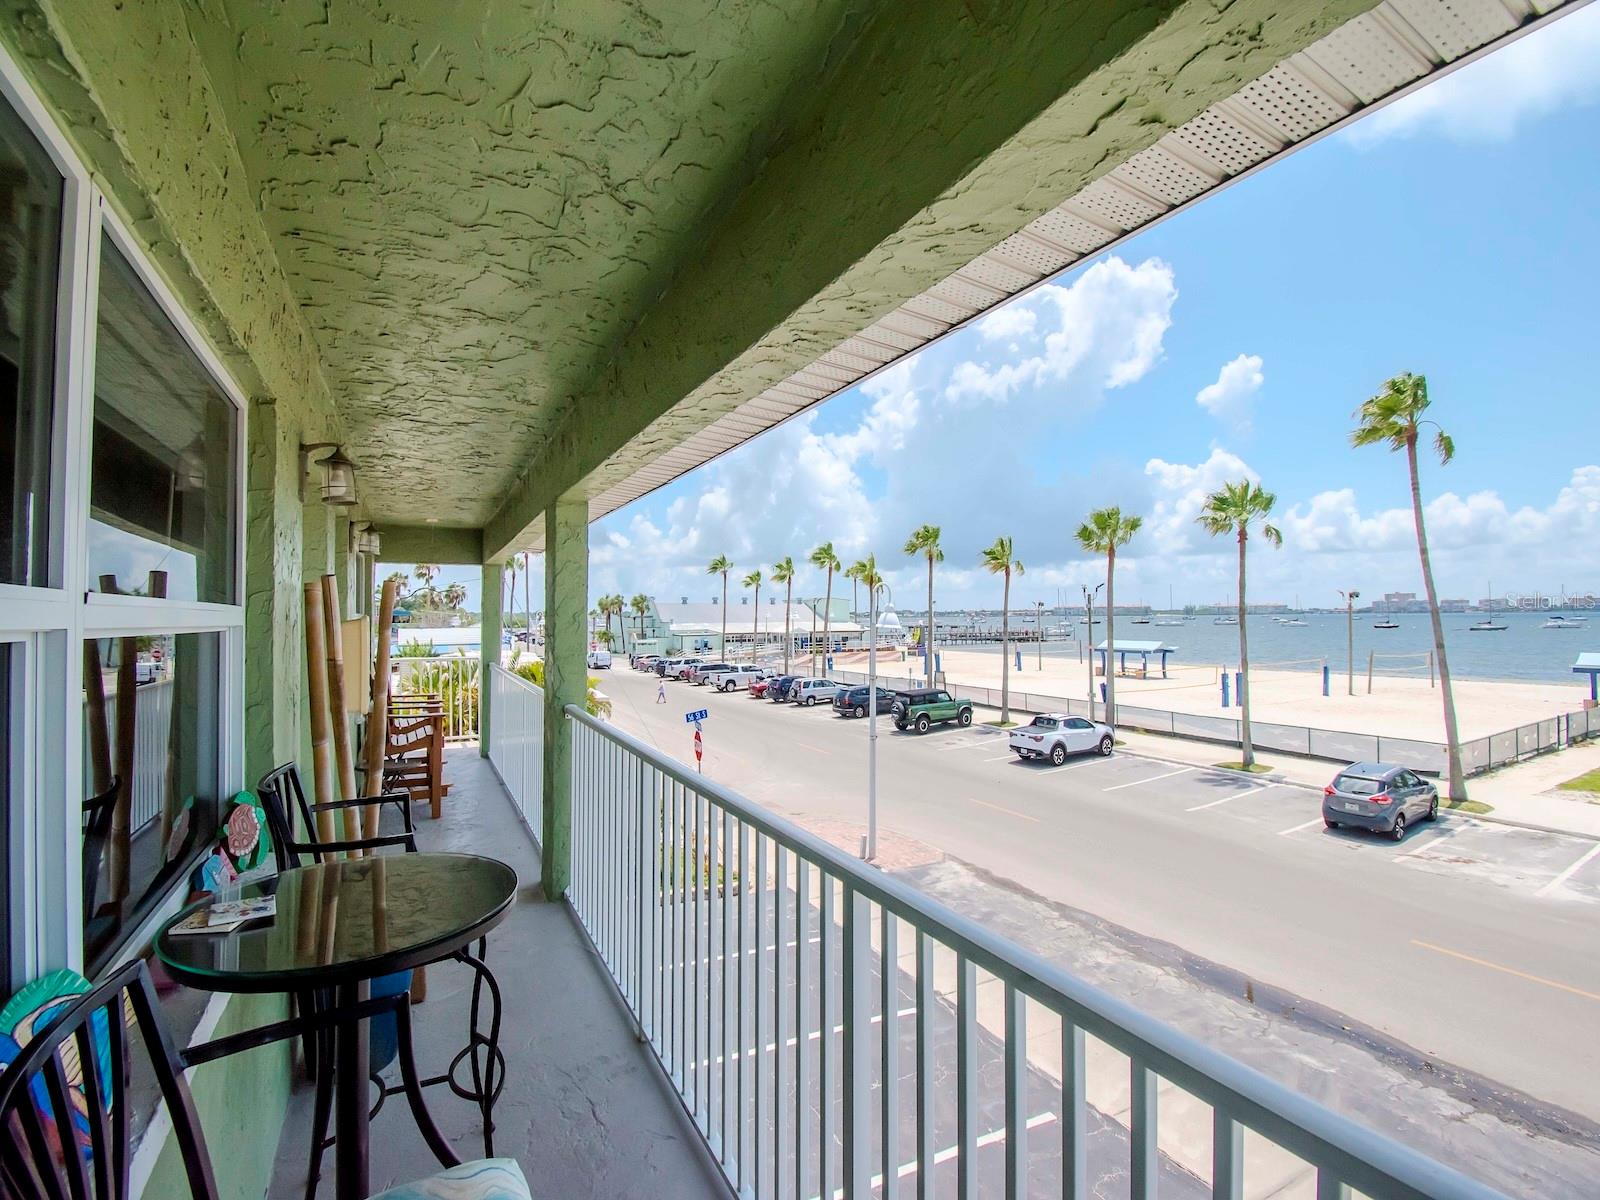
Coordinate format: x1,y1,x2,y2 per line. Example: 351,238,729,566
559,702,1509,1200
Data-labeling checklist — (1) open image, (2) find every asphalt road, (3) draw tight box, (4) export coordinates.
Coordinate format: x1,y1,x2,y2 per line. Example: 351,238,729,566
600,665,1600,1131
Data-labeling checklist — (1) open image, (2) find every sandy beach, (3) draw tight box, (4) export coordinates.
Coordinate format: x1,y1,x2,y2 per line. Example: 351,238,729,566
834,646,1590,742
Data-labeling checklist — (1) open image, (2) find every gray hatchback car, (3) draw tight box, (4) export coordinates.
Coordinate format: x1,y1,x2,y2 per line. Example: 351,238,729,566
1322,762,1438,841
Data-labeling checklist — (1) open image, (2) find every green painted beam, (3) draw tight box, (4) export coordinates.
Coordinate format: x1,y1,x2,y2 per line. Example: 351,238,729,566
484,0,1375,558
376,524,485,566
540,495,588,897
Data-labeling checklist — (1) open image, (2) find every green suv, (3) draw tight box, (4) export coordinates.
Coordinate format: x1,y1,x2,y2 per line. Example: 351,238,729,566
891,688,974,733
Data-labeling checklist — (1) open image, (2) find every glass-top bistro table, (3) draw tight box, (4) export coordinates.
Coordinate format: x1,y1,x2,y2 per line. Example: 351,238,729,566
154,851,518,1200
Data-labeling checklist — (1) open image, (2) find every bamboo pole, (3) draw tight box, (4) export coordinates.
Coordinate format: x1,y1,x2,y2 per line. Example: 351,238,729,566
363,579,398,840
100,575,137,907
82,640,112,796
320,574,361,845
303,582,338,845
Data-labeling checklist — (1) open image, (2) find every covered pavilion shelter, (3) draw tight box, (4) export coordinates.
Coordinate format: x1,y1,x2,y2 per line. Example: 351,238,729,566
1574,652,1600,702
1096,639,1179,679
0,2,1586,1196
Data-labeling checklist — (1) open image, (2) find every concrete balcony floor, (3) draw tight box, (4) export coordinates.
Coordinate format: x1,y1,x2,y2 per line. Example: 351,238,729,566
268,747,724,1199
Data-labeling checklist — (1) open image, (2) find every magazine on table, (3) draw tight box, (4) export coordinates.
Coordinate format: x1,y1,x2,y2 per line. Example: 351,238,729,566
168,895,277,936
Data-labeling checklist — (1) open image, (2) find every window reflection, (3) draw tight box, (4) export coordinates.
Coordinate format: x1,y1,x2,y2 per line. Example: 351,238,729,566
88,243,235,603
0,100,62,587
82,631,220,974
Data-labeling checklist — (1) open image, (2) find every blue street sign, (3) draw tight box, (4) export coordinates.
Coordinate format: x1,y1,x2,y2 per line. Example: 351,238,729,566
685,709,709,724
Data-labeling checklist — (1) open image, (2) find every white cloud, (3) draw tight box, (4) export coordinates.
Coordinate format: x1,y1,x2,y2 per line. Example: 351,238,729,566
976,305,1037,341
1195,353,1264,432
943,256,1177,404
1344,5,1600,147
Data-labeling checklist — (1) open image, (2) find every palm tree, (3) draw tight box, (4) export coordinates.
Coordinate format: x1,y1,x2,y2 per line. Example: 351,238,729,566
413,563,440,606
809,542,841,675
980,536,1025,724
1197,481,1281,769
598,593,624,647
1353,372,1465,800
743,568,763,659
1074,508,1142,728
845,559,866,622
630,593,650,646
771,557,796,673
903,525,943,685
442,581,467,610
707,555,732,657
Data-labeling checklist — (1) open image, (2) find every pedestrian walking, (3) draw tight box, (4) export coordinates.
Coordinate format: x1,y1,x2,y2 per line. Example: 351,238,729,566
656,678,667,704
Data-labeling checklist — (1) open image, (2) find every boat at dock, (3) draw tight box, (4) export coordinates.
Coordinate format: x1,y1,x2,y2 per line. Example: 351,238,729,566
1469,618,1508,631
1543,615,1584,629
1372,619,1399,629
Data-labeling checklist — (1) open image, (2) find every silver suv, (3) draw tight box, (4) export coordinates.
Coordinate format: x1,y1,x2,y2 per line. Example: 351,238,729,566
789,678,842,706
1322,762,1438,841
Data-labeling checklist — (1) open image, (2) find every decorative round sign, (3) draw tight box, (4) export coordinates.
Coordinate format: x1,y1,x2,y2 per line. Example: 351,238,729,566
0,968,114,1149
225,802,260,861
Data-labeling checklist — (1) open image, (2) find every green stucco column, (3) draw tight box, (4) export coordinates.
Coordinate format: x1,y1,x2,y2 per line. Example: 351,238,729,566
243,400,306,785
541,496,587,898
480,560,503,758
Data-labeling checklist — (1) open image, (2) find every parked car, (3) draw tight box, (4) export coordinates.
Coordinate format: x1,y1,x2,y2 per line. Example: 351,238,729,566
1322,762,1438,841
766,675,800,703
653,657,683,676
686,661,734,685
586,649,612,669
1009,713,1113,764
666,658,707,680
891,688,974,733
832,685,898,718
747,676,774,698
631,654,661,671
714,665,769,692
789,678,843,707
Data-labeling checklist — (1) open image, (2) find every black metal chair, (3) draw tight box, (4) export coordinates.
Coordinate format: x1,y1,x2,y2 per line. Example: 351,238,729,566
79,778,120,922
0,960,214,1200
254,764,505,1195
0,959,529,1200
255,762,417,870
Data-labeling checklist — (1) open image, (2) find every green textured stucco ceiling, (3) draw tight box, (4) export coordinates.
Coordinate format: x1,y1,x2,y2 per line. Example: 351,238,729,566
181,0,882,528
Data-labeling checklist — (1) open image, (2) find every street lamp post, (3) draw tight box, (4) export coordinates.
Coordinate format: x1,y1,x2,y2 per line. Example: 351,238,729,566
1339,589,1360,696
1035,600,1045,670
1083,582,1104,720
866,572,891,861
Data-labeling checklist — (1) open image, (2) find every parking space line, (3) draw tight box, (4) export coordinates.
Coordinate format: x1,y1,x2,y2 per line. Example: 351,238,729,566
1186,784,1271,812
1103,766,1193,792
795,742,828,755
1536,841,1600,898
1411,939,1600,1003
1037,757,1108,773
1278,817,1325,836
983,753,1018,763
969,797,1039,823
938,738,1007,752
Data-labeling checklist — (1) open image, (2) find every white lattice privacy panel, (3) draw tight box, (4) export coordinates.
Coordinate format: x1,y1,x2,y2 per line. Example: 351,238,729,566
488,665,545,844
585,0,1578,526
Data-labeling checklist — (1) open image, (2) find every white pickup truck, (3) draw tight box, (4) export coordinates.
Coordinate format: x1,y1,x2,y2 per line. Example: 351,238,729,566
709,665,770,692
1008,713,1114,765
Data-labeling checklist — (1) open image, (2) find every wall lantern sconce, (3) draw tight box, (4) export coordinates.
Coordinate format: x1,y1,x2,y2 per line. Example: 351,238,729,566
300,442,359,506
355,523,381,556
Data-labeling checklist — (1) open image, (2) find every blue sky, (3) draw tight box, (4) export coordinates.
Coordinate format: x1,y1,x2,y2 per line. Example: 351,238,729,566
405,7,1600,616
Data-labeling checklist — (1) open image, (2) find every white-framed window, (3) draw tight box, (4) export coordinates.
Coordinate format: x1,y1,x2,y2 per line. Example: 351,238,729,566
0,39,247,989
